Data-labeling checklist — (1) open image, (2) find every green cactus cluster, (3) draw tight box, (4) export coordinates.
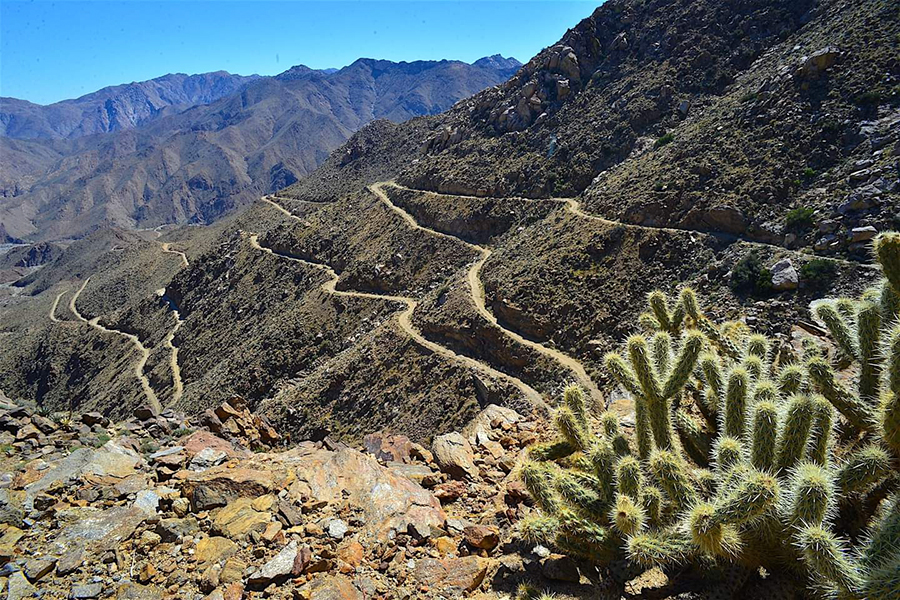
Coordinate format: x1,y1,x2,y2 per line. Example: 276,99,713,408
518,232,900,599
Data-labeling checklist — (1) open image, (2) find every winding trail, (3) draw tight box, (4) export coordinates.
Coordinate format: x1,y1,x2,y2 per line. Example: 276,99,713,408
247,227,545,409
69,278,160,414
369,182,603,403
160,242,189,269
158,242,189,405
48,290,68,323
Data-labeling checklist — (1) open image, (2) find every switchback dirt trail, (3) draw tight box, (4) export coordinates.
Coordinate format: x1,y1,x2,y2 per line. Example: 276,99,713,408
69,279,161,414
370,182,603,404
249,213,545,409
48,290,68,323
383,181,870,270
159,242,189,405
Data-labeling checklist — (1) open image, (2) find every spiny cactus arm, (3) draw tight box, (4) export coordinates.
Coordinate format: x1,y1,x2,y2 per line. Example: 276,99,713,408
642,486,663,528
798,526,863,597
699,352,724,401
555,406,591,452
743,355,765,380
634,395,653,460
615,455,643,501
661,330,704,399
723,367,750,440
519,514,560,544
696,317,743,360
611,494,645,536
861,553,900,600
776,395,815,472
687,502,741,559
807,357,879,431
588,439,618,505
802,338,825,362
649,450,697,510
556,511,620,563
604,352,643,399
563,385,588,429
638,312,662,332
806,397,834,466
885,323,900,396
521,461,561,515
784,462,835,529
857,301,883,403
750,401,779,471
879,279,900,324
812,301,859,362
651,331,673,376
860,494,900,570
600,412,631,457
556,470,610,520
648,291,673,333
778,364,806,397
628,335,663,403
673,408,711,467
880,392,900,457
693,469,717,499
714,436,744,472
874,231,900,294
671,302,686,332
747,334,770,362
625,530,693,569
835,445,892,495
752,380,779,405
528,440,576,462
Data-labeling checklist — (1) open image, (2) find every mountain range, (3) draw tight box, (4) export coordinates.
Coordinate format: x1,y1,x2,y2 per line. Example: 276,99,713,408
0,55,520,241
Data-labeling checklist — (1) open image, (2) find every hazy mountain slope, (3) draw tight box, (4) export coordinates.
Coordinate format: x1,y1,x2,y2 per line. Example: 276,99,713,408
0,71,260,140
0,57,520,242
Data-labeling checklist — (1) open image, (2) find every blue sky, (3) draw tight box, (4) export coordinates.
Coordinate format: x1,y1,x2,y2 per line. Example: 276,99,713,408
1,1,598,105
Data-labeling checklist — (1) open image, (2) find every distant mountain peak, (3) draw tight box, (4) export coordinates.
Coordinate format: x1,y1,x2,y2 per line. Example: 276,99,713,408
473,55,522,71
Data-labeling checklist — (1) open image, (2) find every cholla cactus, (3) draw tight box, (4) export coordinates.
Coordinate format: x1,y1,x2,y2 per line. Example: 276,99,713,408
518,232,900,599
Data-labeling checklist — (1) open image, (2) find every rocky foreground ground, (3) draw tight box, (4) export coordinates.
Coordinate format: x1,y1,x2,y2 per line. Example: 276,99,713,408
0,396,622,600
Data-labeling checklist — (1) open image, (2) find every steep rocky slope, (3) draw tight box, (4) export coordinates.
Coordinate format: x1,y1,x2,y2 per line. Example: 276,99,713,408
0,57,520,242
0,0,896,448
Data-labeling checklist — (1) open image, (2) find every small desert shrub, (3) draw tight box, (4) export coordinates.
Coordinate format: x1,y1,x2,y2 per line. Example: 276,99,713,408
800,258,838,289
730,252,772,295
93,433,111,448
654,133,674,148
785,206,816,232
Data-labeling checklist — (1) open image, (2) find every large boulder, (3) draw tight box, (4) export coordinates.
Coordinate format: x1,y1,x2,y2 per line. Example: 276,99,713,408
413,556,489,595
431,433,478,480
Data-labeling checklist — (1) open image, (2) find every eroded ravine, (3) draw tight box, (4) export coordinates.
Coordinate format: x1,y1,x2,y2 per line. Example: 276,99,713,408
369,182,604,404
69,278,161,414
247,221,545,409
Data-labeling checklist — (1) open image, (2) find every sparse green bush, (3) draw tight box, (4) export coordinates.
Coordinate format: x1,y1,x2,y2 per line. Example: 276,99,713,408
519,232,900,599
786,206,816,232
654,133,674,148
139,439,159,455
802,167,817,180
729,252,772,296
172,427,193,439
800,258,838,289
93,433,111,448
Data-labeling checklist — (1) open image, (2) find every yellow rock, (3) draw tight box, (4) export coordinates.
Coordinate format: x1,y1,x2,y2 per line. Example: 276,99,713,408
213,498,272,539
194,536,237,566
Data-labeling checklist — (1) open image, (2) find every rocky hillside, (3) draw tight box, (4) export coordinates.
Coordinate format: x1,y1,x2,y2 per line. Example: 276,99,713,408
0,57,520,242
0,0,896,468
0,71,261,140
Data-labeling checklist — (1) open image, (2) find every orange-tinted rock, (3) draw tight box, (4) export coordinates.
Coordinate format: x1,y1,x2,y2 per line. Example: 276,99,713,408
413,556,489,595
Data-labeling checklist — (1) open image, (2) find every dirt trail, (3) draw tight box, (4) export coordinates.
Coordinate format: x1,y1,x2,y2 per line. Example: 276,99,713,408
160,242,189,268
69,278,160,414
48,290,68,323
248,225,545,409
370,182,603,404
382,181,870,270
158,242,189,405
